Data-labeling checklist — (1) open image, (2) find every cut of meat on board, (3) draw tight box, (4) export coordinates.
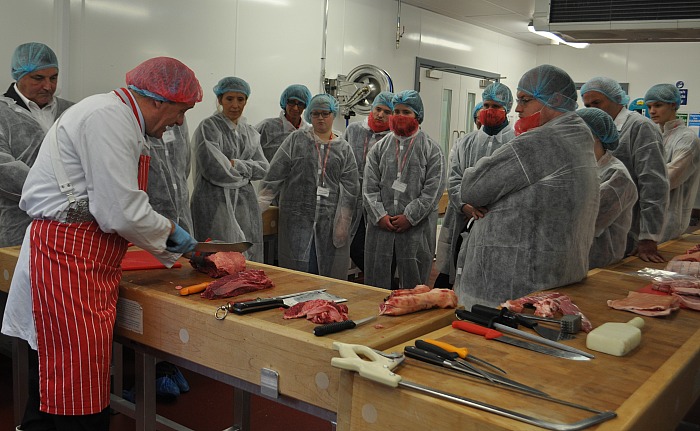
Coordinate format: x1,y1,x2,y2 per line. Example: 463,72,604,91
607,291,681,316
501,292,593,332
200,269,273,299
378,286,458,316
283,300,349,324
190,252,246,278
673,294,700,311
652,278,700,293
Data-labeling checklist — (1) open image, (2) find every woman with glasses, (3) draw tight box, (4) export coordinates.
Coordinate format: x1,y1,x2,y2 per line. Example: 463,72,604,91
255,84,312,162
363,90,446,290
190,76,269,262
258,94,359,279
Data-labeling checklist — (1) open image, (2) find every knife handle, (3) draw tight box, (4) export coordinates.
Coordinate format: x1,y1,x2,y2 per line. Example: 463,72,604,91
415,340,458,361
314,320,357,336
231,298,286,314
455,309,494,327
404,346,449,367
470,305,519,328
452,320,503,340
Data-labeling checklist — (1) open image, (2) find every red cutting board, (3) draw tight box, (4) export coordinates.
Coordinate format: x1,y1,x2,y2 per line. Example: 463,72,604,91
121,250,182,271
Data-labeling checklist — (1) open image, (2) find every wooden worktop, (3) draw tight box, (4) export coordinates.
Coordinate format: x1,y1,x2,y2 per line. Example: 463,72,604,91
336,235,700,431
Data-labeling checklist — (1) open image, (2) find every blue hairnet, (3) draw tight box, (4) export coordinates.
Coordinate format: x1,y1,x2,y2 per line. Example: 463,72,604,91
576,107,619,151
392,90,424,123
580,77,630,106
644,84,681,111
517,64,578,112
482,82,513,113
11,42,58,81
371,91,394,110
303,93,339,123
214,77,251,98
279,84,311,109
472,102,484,121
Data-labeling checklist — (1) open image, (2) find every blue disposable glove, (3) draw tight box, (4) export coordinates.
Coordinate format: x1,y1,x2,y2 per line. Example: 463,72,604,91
166,223,197,254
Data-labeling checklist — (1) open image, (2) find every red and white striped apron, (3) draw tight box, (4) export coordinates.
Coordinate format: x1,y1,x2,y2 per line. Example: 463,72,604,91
31,88,150,415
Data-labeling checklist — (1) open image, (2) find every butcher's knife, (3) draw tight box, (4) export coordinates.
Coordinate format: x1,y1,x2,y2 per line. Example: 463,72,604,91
231,289,347,314
452,320,590,361
192,241,253,253
314,316,377,336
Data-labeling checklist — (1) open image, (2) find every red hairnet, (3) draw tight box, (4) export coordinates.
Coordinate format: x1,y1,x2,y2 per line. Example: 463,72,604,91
126,57,202,104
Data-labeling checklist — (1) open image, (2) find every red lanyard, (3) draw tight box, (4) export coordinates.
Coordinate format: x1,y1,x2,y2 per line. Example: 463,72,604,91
394,136,416,177
315,138,333,186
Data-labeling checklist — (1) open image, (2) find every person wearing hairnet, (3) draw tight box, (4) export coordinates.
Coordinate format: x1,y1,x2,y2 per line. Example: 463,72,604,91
581,77,669,263
343,91,394,272
363,90,446,289
0,43,74,247
190,77,269,262
256,84,312,162
147,123,194,233
472,101,484,130
645,84,700,242
2,57,202,430
435,82,515,288
577,108,638,269
259,94,359,279
456,65,598,308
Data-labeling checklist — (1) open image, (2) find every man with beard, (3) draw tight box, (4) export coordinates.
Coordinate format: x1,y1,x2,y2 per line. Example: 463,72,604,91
363,90,446,289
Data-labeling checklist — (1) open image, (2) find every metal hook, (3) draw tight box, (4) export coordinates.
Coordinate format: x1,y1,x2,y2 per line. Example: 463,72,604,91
215,303,231,320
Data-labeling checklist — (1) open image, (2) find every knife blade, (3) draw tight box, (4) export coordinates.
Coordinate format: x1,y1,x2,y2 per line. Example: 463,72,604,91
404,346,549,397
452,320,590,361
458,309,594,359
193,241,253,253
313,316,377,336
231,289,346,314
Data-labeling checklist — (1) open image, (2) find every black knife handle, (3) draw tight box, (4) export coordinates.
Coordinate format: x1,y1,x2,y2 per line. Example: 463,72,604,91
471,305,519,328
415,340,459,361
455,309,494,328
313,320,357,336
231,298,286,314
404,346,449,367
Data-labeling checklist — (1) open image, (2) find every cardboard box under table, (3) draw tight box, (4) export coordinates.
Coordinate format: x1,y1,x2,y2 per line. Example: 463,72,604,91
336,269,700,431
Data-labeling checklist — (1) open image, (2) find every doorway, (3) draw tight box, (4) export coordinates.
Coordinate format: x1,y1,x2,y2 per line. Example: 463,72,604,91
414,58,500,160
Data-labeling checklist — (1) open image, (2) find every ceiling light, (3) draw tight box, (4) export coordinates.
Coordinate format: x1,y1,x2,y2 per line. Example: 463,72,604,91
528,22,589,49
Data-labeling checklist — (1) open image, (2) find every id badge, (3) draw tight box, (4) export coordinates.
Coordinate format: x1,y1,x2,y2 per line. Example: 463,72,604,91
162,129,176,143
316,186,330,197
391,179,407,193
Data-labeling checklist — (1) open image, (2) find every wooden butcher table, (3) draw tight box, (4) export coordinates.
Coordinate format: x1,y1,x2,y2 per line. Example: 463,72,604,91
336,267,700,431
0,246,455,430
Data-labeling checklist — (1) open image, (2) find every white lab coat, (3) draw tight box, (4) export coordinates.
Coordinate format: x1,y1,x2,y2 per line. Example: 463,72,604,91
2,91,177,349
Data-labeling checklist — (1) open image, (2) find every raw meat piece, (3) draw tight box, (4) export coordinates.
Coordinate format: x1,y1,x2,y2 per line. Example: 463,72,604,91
672,252,700,262
657,279,700,295
283,300,349,324
686,244,700,254
190,252,246,278
673,294,700,311
201,269,273,299
501,292,593,332
607,291,681,316
378,286,458,316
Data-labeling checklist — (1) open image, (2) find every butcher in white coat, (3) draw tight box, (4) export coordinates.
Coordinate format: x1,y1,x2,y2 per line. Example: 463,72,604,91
1,57,202,431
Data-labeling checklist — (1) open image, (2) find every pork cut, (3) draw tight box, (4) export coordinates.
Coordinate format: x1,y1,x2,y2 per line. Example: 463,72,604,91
200,269,273,299
190,252,246,278
673,294,700,311
653,278,700,293
378,286,458,316
283,300,349,324
607,291,681,316
501,292,593,332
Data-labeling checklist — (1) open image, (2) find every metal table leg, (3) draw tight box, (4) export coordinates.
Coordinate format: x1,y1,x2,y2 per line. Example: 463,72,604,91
134,349,157,431
233,387,251,431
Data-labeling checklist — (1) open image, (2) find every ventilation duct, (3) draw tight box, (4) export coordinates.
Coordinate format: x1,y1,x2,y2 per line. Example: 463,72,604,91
533,0,700,43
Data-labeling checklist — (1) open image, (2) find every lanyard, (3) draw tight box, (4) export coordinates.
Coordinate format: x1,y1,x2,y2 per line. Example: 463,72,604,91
394,135,417,178
315,138,333,186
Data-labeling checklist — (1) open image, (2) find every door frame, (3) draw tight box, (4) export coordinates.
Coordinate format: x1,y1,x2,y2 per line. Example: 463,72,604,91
414,57,501,92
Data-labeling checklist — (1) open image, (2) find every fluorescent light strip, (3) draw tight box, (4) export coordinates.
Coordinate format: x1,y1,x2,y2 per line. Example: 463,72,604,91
528,24,589,49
